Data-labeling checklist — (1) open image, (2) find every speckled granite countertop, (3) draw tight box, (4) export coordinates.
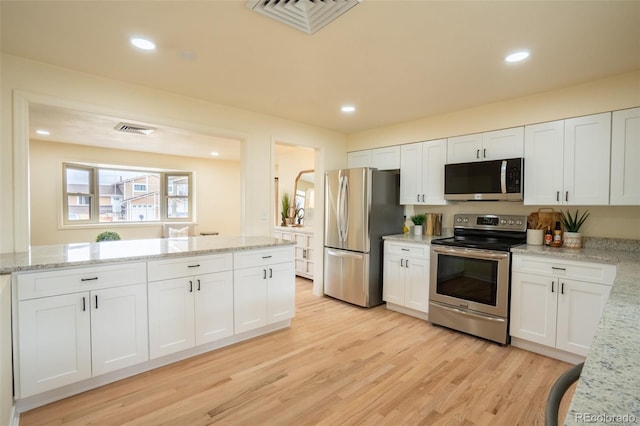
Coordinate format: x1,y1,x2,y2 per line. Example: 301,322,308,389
512,239,640,425
0,235,294,274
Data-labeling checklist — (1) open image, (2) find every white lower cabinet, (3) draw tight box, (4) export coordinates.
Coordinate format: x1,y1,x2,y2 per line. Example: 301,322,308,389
147,253,234,359
510,255,615,359
13,246,295,404
15,263,148,398
383,241,430,318
233,247,295,334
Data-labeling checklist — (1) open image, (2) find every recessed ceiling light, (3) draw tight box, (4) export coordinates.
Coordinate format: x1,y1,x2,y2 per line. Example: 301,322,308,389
130,37,156,51
210,152,220,157
341,105,356,113
35,129,50,136
505,50,530,63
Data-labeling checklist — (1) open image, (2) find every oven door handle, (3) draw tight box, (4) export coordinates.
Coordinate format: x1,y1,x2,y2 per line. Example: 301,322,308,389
433,303,506,323
431,245,509,260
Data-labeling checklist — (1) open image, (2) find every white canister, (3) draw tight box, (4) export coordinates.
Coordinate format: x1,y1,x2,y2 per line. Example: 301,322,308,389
526,229,544,245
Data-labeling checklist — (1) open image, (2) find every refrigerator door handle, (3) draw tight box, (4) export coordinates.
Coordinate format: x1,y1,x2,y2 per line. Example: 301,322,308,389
337,174,349,242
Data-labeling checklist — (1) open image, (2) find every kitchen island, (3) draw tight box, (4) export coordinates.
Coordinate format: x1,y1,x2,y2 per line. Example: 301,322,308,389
1,235,295,413
511,239,640,424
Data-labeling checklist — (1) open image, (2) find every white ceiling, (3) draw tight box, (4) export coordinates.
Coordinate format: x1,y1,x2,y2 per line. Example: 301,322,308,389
3,0,640,138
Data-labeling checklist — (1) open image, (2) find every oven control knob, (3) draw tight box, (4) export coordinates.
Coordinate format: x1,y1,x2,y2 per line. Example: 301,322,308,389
516,219,523,225
500,219,507,224
456,217,463,223
463,218,469,223
508,219,515,225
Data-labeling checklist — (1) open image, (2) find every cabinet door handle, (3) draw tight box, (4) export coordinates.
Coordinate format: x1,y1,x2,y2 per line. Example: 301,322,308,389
81,277,98,282
197,279,201,291
552,267,566,271
189,280,193,292
483,148,487,158
422,194,425,202
476,149,480,159
565,191,569,202
263,269,267,279
561,282,565,295
551,281,555,293
95,295,99,309
187,264,200,268
401,259,404,267
417,194,420,202
262,255,272,259
269,268,273,278
556,191,560,202
82,297,86,312
405,259,409,268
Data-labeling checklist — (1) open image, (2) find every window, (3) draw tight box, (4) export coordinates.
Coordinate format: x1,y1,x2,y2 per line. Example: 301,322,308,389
63,163,192,225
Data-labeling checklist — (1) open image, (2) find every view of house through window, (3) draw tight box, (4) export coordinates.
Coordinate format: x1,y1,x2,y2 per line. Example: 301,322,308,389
64,163,192,224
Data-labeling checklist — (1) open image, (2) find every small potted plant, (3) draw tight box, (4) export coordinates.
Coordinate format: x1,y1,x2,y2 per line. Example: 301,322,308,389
280,192,291,226
560,209,589,248
410,214,426,236
96,231,121,242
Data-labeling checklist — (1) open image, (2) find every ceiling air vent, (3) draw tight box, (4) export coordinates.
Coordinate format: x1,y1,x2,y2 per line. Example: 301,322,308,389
247,0,360,35
114,122,156,135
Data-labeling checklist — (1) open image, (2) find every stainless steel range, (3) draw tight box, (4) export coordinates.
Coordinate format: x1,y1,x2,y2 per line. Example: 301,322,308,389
429,213,527,344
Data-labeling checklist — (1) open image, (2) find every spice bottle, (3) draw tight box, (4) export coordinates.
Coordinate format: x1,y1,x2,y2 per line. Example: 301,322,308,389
552,221,563,247
544,226,553,246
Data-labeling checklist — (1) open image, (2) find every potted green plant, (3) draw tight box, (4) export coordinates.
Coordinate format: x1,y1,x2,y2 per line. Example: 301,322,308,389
280,192,291,226
560,209,589,248
410,214,426,236
96,231,121,242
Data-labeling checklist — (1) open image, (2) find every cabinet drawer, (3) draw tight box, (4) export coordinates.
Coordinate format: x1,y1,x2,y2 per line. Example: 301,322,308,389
16,262,146,301
234,246,295,269
148,253,233,282
384,241,429,259
512,255,616,285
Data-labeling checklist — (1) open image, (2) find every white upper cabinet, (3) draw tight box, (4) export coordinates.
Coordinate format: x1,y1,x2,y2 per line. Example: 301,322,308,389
524,113,611,205
447,127,523,164
347,146,400,170
400,139,447,205
563,113,611,205
524,120,565,205
347,150,372,168
610,107,640,205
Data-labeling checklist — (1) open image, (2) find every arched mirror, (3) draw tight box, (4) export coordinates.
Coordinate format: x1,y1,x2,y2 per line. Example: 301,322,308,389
293,170,314,227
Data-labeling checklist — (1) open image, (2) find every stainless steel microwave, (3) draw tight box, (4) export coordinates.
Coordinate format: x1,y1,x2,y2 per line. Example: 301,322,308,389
444,158,524,201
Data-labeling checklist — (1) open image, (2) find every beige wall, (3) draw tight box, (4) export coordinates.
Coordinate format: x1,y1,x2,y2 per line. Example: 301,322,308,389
347,70,640,150
348,70,640,240
0,53,347,253
29,139,242,245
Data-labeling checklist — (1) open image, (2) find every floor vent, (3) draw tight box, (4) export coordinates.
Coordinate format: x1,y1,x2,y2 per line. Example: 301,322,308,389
247,0,360,34
114,122,156,135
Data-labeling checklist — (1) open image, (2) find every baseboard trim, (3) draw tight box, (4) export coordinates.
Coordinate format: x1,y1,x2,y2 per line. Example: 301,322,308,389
510,337,586,364
385,303,429,321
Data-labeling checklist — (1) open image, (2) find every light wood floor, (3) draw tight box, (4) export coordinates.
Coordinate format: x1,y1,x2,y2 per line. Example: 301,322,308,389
20,278,575,426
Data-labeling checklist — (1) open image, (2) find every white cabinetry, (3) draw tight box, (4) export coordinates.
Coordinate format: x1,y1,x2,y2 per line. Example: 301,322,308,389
347,146,401,170
15,262,148,397
274,227,314,279
233,246,295,334
524,113,611,205
510,254,615,361
447,127,524,164
399,139,447,205
611,107,640,205
383,241,430,319
147,253,234,359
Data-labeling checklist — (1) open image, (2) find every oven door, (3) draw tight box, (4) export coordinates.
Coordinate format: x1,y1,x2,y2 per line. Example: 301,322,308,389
429,245,510,318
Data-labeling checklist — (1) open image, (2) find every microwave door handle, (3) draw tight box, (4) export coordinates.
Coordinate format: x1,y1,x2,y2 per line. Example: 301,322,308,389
500,160,507,193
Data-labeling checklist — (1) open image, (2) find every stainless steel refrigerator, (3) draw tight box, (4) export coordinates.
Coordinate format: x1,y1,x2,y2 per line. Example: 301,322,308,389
324,167,404,307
